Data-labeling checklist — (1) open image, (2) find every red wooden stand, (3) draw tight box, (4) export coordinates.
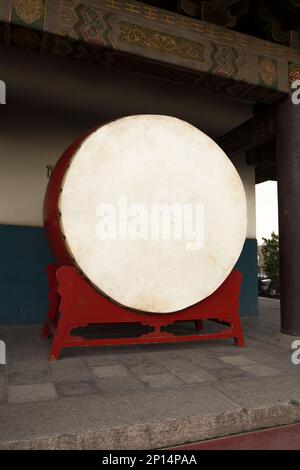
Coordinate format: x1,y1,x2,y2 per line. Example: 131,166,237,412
42,265,245,360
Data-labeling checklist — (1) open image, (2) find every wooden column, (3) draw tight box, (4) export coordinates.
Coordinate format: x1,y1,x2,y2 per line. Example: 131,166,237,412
276,81,300,335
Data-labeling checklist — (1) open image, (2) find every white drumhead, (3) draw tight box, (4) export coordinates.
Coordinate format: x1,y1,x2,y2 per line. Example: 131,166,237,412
59,115,247,313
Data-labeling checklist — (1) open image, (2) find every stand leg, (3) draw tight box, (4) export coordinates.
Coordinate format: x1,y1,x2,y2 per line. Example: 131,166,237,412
49,339,63,361
233,316,245,347
49,319,69,361
48,266,79,360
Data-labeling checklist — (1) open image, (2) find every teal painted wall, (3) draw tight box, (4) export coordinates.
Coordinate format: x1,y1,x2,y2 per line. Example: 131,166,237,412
235,238,258,316
0,225,258,324
0,225,54,325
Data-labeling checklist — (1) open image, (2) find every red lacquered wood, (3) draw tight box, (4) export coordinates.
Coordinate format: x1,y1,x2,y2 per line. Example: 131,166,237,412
43,128,99,265
174,424,300,450
43,266,245,360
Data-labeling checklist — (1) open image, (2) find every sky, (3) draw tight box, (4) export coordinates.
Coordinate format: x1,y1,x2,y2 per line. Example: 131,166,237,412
255,181,278,245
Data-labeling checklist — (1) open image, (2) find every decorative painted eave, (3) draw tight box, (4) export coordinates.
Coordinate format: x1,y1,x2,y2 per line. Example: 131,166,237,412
1,0,300,103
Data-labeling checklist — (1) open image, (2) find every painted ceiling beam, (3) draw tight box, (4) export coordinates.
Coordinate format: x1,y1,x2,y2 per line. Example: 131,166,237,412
0,0,299,103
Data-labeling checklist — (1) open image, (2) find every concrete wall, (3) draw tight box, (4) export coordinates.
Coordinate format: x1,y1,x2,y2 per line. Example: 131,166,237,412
0,45,258,323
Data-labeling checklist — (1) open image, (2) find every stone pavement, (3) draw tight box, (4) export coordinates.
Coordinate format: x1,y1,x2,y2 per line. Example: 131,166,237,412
0,297,300,449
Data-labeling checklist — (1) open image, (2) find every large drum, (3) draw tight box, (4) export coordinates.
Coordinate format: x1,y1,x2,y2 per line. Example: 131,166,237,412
44,115,247,314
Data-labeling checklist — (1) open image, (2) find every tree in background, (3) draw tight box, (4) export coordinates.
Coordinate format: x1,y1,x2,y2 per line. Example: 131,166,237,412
262,232,280,281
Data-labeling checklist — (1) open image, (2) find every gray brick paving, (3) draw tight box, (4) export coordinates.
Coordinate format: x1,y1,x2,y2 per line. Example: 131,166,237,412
8,360,47,372
237,364,280,377
173,369,217,384
96,376,145,393
139,373,183,389
48,357,86,369
84,355,122,367
0,386,5,401
7,383,58,403
208,366,253,381
8,369,49,385
1,297,300,449
190,357,231,369
51,367,91,383
158,358,198,373
119,356,153,367
267,361,300,374
129,363,167,375
56,380,99,397
219,355,257,366
92,364,130,379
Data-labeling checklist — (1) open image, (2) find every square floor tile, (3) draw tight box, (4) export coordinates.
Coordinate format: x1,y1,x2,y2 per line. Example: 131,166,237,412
92,364,130,379
139,373,182,389
7,383,58,403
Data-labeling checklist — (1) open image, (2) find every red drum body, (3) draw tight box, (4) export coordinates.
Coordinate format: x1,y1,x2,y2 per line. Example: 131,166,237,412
44,129,92,266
